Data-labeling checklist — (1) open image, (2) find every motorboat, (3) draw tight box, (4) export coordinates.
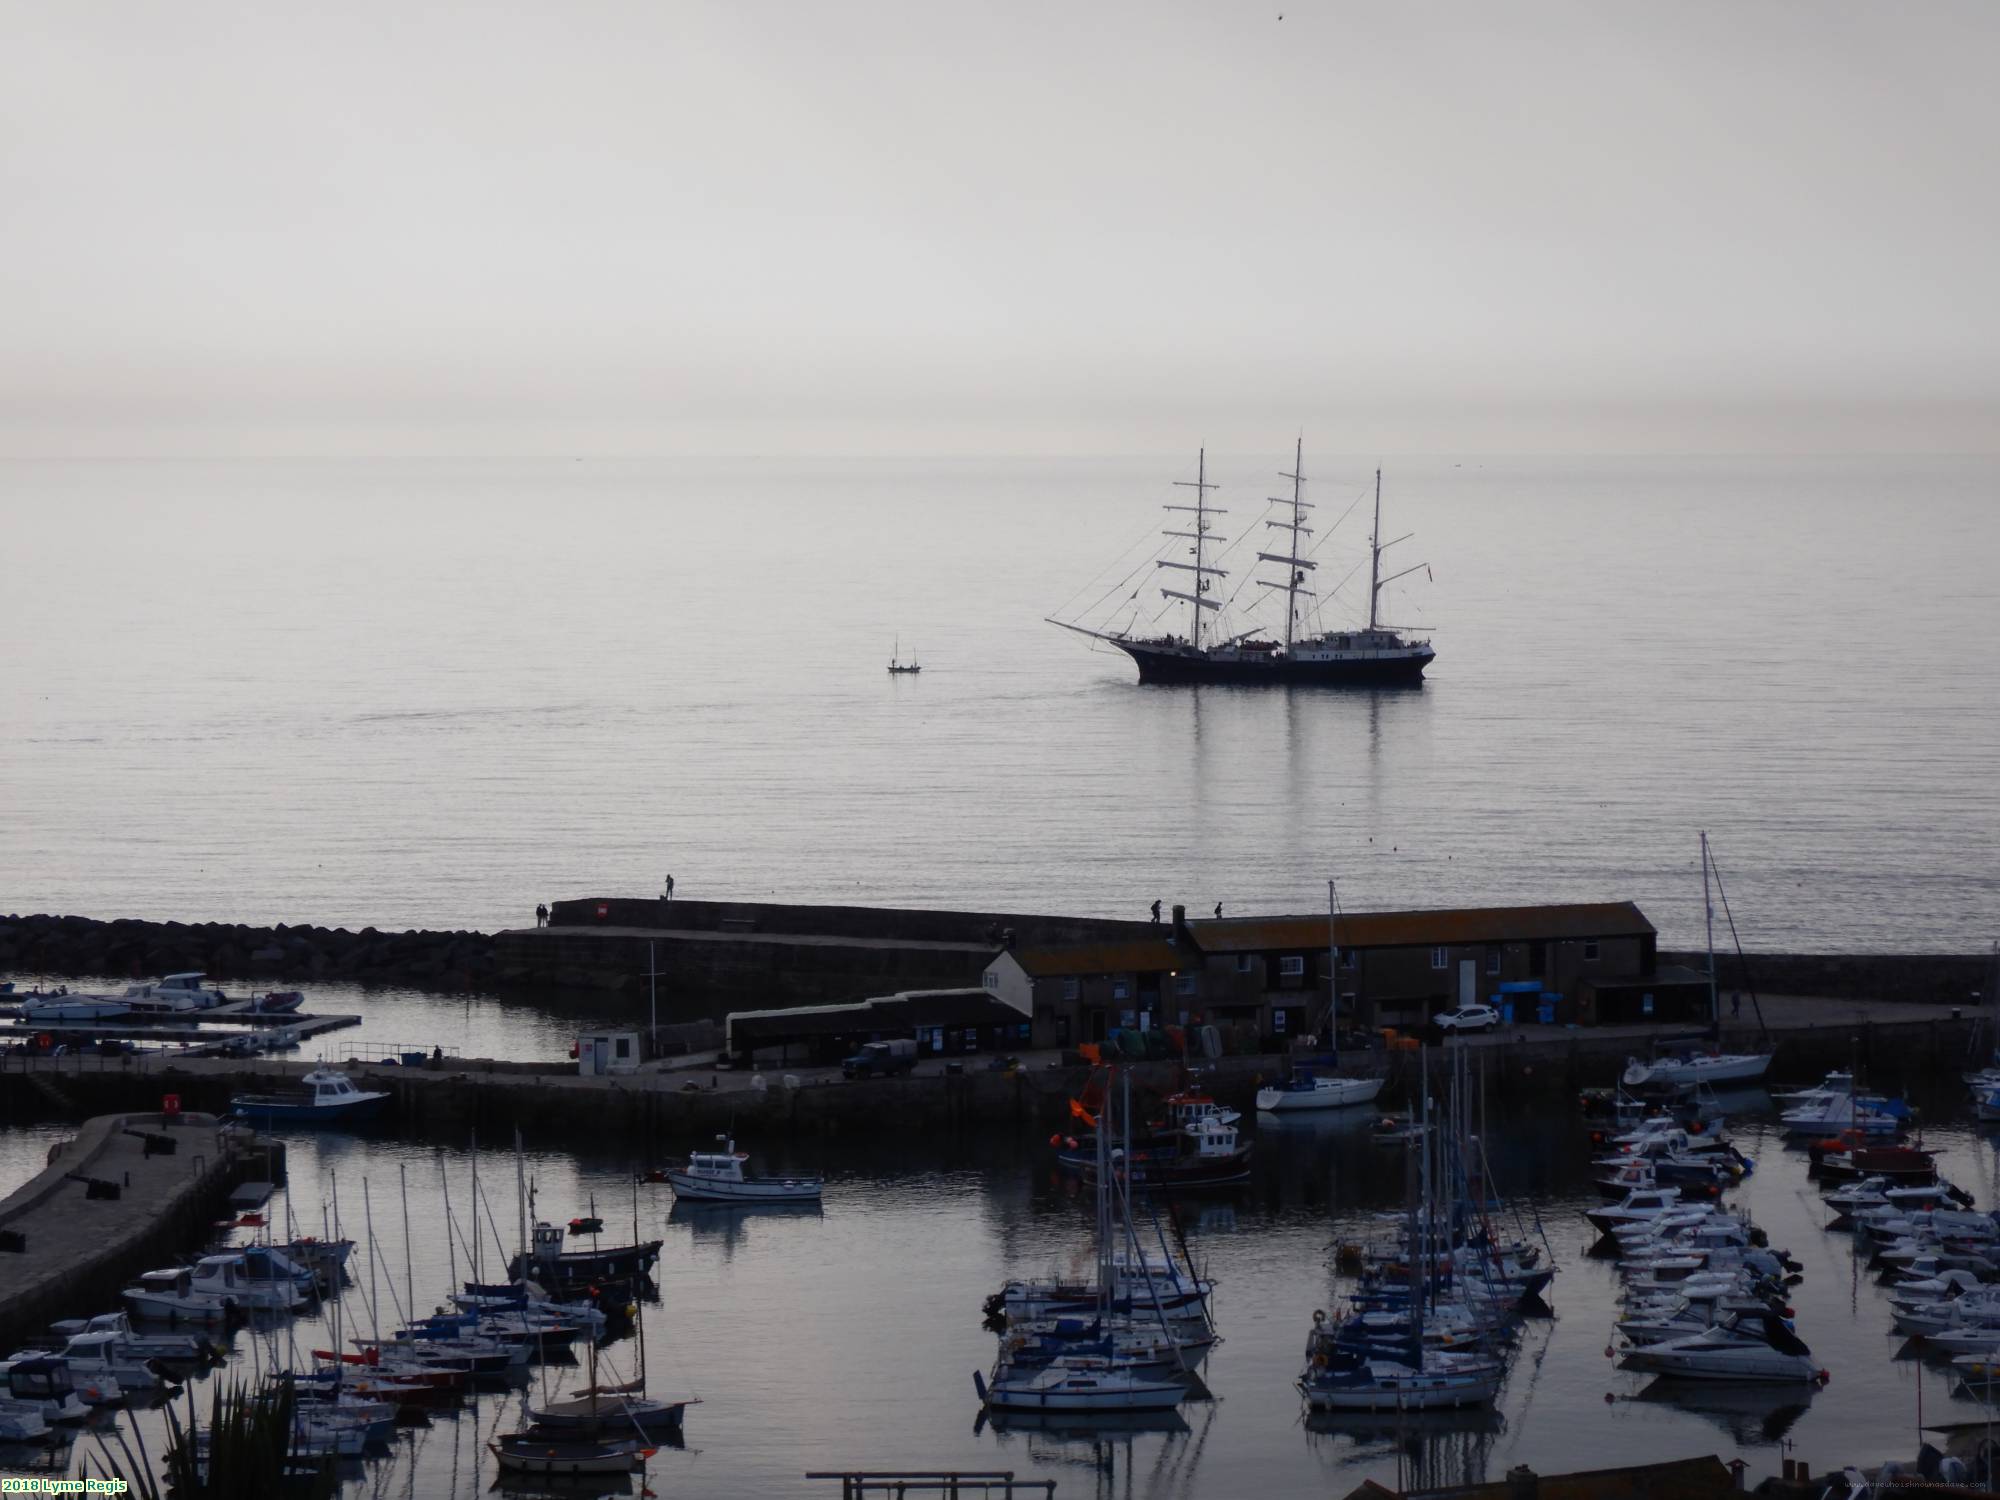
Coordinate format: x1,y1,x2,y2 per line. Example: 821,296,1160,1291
1807,1134,1936,1184
186,1249,313,1313
230,1068,390,1124
36,1330,161,1392
1622,1052,1772,1090
0,1395,49,1442
1255,1067,1384,1114
122,1267,237,1324
1586,1188,1686,1235
1618,1311,1822,1382
117,973,229,1017
661,1137,822,1204
51,1312,212,1366
1781,1091,1902,1138
0,1357,91,1423
1891,1285,2000,1338
16,989,130,1024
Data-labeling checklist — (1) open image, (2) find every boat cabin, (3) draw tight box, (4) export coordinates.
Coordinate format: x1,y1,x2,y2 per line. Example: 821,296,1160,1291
683,1139,750,1182
6,1358,76,1403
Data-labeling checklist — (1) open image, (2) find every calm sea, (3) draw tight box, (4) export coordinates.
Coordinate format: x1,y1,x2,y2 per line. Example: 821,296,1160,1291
2,453,1996,951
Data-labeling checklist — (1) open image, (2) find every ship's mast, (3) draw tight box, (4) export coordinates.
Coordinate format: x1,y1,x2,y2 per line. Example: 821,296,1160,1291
1367,469,1382,632
1365,468,1426,635
1159,448,1226,650
1257,437,1317,650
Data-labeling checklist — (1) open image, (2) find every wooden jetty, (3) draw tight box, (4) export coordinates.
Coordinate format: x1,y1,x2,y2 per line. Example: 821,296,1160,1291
0,1109,280,1350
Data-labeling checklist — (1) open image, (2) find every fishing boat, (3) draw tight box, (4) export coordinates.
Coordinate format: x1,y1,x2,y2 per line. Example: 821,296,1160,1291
887,636,921,674
122,1267,237,1325
507,1221,663,1291
1048,444,1435,686
1083,1116,1252,1193
490,1432,656,1475
660,1137,822,1204
229,1068,390,1124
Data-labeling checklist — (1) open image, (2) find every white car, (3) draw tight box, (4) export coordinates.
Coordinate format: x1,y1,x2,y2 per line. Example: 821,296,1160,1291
1433,1004,1501,1034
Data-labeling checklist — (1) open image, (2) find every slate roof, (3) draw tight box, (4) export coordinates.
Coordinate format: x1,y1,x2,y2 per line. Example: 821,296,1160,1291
1189,902,1656,954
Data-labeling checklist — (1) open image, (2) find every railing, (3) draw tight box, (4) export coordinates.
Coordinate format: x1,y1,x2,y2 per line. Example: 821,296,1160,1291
336,1042,439,1067
806,1476,1055,1498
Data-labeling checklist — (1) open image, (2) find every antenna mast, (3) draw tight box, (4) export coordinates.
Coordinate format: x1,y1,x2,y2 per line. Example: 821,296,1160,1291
1160,448,1226,650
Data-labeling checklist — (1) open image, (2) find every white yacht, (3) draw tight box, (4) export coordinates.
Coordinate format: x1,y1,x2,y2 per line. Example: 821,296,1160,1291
977,1357,1188,1413
1619,1311,1821,1382
123,1267,236,1324
1255,1067,1384,1114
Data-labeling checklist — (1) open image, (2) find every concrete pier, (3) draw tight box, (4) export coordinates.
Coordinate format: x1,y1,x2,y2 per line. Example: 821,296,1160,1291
0,998,1978,1146
0,1110,278,1351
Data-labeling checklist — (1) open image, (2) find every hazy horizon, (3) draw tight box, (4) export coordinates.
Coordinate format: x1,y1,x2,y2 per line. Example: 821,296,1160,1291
4,1,1996,458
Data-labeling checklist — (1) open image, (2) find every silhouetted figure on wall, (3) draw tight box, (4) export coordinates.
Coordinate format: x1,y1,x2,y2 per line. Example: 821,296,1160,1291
1150,900,1162,924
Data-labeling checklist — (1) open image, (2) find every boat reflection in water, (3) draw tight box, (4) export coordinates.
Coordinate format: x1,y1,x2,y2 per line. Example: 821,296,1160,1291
666,1198,824,1255
491,1469,638,1500
1302,1406,1506,1495
1630,1375,1817,1446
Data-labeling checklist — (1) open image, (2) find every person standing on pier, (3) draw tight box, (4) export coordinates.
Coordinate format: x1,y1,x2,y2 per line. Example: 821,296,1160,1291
1213,902,1222,918
1150,899,1162,924
535,903,548,927
664,874,676,901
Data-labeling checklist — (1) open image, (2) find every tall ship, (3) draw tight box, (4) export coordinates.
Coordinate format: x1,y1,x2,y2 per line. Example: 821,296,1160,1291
1048,443,1435,685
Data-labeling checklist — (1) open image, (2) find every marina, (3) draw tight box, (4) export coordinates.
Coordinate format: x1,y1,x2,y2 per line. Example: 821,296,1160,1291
7,1026,2000,1494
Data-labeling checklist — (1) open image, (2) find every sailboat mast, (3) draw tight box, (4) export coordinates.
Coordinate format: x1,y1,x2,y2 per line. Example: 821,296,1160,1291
1368,468,1383,632
1326,876,1339,1040
1701,830,1719,1030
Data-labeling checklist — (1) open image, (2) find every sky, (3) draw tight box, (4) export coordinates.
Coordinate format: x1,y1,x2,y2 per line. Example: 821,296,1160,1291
2,1,1995,457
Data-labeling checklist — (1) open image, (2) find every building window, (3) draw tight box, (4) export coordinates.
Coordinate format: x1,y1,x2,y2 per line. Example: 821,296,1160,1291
1279,956,1305,977
1485,945,1501,976
1061,978,1080,1001
1176,974,1196,995
983,971,999,991
1431,946,1449,970
1584,940,1600,962
1272,1008,1288,1033
1235,954,1254,974
614,1038,631,1058
1112,980,1130,1000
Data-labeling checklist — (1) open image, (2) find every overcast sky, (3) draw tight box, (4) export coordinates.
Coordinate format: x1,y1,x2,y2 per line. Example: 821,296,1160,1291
3,1,1994,456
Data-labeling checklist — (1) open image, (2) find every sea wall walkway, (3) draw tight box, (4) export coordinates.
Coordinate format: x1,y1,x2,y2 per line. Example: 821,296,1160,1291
0,1110,277,1351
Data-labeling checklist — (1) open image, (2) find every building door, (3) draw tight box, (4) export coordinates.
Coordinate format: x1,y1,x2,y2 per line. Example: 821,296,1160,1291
1089,1010,1108,1042
1458,960,1477,1008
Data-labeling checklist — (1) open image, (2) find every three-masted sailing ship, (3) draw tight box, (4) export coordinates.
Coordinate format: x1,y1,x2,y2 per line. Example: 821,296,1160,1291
1049,442,1436,685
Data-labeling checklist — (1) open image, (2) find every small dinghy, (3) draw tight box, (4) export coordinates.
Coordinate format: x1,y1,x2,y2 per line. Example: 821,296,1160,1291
489,1431,655,1475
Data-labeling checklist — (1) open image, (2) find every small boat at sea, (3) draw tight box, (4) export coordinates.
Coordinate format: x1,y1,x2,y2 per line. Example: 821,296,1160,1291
975,1359,1187,1413
887,636,921,674
660,1138,822,1204
230,1068,390,1124
1256,1066,1383,1114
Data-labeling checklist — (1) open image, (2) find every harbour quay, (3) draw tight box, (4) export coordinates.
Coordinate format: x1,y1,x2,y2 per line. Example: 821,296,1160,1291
1,999,1978,1141
0,1109,281,1352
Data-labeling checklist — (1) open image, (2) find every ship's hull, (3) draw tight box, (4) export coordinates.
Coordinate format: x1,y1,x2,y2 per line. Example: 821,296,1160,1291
1114,642,1432,686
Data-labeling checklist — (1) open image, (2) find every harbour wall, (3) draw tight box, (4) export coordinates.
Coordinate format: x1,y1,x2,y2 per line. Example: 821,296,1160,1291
5,908,1989,1021
0,912,499,991
5,1013,1980,1142
0,1110,281,1353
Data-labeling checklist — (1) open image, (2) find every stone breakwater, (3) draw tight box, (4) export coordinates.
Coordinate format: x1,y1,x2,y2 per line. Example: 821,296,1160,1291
0,912,499,991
